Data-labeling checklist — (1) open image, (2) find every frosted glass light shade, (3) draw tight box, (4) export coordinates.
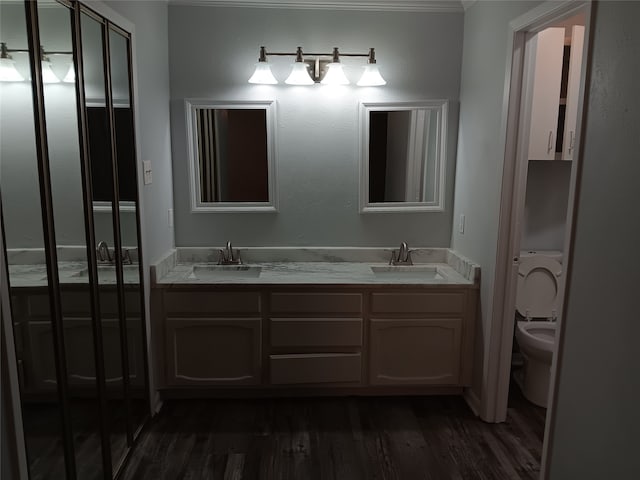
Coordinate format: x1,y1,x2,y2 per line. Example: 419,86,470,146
41,60,60,83
285,62,313,85
321,63,349,85
248,62,277,84
357,64,386,86
62,64,75,83
0,58,24,81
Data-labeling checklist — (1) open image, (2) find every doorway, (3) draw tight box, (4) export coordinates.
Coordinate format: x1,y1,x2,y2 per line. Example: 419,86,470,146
490,0,592,475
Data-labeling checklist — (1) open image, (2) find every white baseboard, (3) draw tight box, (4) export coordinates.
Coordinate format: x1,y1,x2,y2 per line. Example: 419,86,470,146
463,387,481,416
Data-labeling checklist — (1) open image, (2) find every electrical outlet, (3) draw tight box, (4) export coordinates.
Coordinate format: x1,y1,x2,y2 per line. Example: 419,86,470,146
143,160,152,185
168,208,174,228
459,214,465,234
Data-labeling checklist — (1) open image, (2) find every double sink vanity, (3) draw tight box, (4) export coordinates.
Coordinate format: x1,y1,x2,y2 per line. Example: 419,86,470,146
152,246,479,396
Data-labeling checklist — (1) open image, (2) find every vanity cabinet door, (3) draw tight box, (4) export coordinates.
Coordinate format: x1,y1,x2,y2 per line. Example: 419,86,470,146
369,318,462,386
166,318,261,386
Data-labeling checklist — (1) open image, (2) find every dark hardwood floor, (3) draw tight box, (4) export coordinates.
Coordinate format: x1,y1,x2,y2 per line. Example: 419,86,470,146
121,388,545,480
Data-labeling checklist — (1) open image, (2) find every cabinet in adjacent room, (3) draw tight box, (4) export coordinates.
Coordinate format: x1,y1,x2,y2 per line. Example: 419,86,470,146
527,25,585,161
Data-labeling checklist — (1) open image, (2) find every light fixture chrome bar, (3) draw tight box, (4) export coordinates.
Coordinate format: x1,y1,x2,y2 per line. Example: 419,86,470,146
249,46,385,86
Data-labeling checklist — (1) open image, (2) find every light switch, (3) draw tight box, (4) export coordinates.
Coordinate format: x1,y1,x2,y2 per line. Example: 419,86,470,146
168,209,174,228
143,160,152,185
459,214,465,234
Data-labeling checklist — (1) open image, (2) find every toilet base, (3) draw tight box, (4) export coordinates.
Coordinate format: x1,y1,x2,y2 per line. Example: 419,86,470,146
514,356,550,408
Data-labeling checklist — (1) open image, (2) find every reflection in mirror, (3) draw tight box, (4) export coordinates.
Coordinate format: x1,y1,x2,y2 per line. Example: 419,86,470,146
109,25,149,441
186,100,277,212
81,10,128,471
0,1,67,477
38,1,104,478
360,101,448,213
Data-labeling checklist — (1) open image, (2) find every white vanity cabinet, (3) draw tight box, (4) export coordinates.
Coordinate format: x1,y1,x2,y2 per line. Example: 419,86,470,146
163,290,262,386
369,291,474,386
268,292,364,385
156,283,477,394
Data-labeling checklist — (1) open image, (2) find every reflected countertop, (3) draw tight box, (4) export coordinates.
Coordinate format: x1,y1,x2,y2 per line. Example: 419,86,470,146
8,262,141,287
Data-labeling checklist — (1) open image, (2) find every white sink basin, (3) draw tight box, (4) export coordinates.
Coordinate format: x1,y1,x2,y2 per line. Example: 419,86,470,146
189,264,262,280
370,265,445,280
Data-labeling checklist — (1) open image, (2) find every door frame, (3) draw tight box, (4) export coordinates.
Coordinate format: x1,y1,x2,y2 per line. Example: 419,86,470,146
488,0,592,451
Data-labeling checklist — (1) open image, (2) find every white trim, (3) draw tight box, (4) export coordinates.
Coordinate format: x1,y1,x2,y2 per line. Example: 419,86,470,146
168,0,464,13
184,99,278,213
488,0,592,471
359,100,448,213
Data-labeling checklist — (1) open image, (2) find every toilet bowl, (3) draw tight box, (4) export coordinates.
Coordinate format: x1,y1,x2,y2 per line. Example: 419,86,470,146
513,252,563,408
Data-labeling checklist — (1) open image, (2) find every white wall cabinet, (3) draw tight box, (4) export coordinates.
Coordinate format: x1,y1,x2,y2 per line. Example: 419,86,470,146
527,25,585,161
527,27,565,160
562,26,585,161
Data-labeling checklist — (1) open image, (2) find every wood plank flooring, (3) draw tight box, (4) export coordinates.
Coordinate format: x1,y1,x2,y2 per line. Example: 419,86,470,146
121,389,545,480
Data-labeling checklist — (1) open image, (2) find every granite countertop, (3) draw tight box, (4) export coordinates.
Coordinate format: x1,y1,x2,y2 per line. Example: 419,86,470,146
153,248,480,287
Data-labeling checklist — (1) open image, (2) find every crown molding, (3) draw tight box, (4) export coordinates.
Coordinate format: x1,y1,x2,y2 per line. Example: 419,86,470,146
168,0,464,13
461,0,477,11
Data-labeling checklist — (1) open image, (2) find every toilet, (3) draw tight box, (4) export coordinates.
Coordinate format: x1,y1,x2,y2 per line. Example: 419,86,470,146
514,251,563,408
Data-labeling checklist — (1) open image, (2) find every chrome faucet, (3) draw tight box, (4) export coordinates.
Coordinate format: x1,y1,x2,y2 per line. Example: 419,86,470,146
389,242,413,265
218,241,242,265
97,241,112,263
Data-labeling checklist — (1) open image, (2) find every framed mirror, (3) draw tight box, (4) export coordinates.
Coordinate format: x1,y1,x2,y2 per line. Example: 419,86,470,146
359,100,448,213
185,99,277,212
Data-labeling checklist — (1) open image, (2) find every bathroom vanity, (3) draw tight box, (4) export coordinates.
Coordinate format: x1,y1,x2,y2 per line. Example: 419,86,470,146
152,248,479,396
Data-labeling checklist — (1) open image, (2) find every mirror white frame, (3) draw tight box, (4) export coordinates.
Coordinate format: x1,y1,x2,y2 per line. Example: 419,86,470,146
359,100,448,213
185,99,278,213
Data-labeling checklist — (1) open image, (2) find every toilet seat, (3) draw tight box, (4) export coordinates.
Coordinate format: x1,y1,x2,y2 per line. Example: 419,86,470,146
516,255,562,320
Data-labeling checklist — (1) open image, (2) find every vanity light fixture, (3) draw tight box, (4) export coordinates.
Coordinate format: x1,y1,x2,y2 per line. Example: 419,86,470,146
249,46,386,86
248,46,278,84
0,42,75,83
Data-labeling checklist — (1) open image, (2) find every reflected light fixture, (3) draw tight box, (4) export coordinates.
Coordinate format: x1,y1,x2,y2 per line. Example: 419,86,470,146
248,46,385,87
62,63,75,83
0,42,24,81
40,48,60,84
0,41,75,84
248,46,278,84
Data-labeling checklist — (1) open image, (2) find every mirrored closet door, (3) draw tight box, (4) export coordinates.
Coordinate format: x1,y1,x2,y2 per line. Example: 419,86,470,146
0,1,149,478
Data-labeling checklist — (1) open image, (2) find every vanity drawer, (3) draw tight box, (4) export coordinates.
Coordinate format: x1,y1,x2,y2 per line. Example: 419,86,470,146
270,353,361,385
270,292,362,314
270,318,362,347
371,292,466,315
164,291,261,316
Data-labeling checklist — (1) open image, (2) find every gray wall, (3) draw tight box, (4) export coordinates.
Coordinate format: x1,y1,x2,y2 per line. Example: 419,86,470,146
169,5,463,247
450,0,541,403
102,0,174,264
547,1,640,477
521,160,572,252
